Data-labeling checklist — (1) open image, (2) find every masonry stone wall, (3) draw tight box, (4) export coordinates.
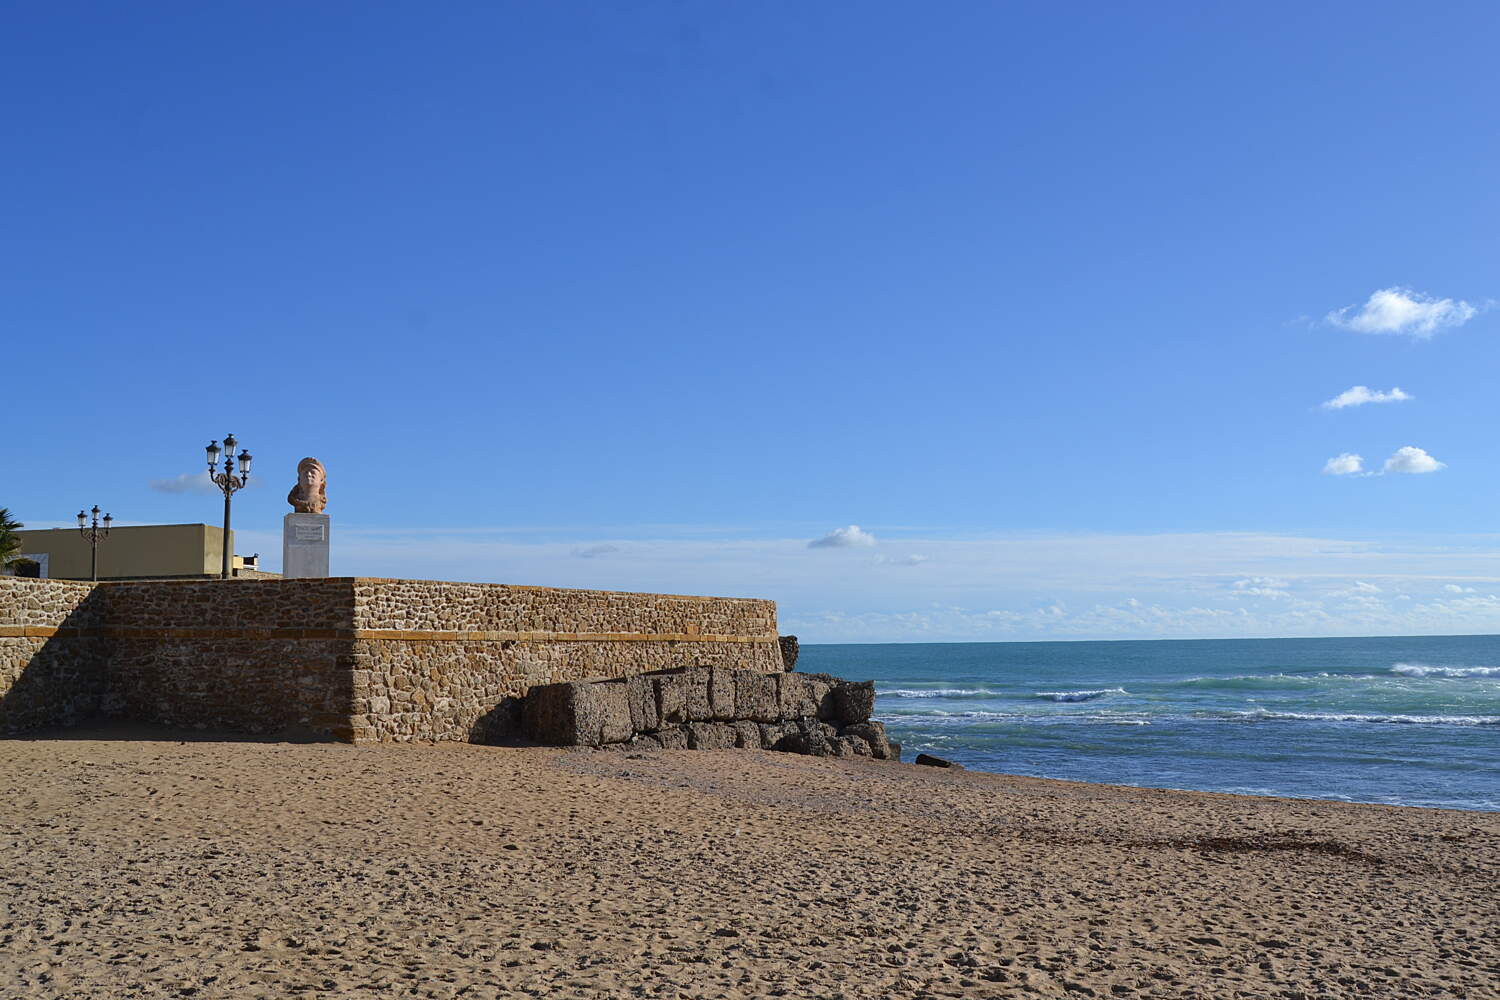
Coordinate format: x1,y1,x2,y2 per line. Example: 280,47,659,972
347,579,781,743
0,577,781,744
0,578,107,733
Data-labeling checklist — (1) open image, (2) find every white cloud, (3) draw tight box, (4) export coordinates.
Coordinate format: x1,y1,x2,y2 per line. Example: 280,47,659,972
1321,386,1412,410
1383,446,1445,474
1352,581,1382,593
149,471,218,495
1322,453,1366,476
1233,576,1290,599
875,553,928,567
808,525,876,549
1325,287,1477,338
1444,583,1476,594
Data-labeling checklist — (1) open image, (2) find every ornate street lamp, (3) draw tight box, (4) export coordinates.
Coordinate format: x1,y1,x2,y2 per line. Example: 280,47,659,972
76,505,113,582
206,434,253,579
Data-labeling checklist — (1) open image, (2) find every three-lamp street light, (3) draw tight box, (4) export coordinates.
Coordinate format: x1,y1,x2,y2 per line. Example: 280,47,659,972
76,505,112,582
206,434,252,579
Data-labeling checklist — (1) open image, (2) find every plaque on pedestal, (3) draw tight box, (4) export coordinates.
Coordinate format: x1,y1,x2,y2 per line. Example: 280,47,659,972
283,512,330,579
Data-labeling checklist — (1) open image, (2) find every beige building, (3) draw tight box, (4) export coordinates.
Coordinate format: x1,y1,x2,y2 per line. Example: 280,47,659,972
11,524,274,580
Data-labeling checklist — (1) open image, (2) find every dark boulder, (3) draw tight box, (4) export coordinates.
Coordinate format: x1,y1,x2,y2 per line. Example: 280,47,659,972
733,670,780,722
777,634,799,671
915,753,963,769
686,721,737,750
840,721,893,760
523,680,633,746
829,680,876,725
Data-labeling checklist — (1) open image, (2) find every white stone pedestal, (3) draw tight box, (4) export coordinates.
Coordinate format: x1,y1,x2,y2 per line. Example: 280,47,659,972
283,513,330,579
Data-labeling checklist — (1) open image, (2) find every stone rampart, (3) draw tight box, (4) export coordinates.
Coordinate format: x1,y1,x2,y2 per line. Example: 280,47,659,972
348,579,781,743
0,577,781,744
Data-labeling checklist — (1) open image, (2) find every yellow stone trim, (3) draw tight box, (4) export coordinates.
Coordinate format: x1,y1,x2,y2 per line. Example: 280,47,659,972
350,629,773,644
0,623,775,643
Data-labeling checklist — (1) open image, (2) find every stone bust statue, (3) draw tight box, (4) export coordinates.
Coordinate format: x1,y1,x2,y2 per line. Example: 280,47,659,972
287,457,328,514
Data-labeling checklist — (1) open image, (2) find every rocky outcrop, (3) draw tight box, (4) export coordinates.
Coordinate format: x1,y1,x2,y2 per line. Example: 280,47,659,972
777,635,799,671
521,665,896,761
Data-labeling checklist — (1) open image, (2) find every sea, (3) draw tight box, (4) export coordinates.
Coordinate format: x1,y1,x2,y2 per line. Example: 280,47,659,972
799,635,1500,813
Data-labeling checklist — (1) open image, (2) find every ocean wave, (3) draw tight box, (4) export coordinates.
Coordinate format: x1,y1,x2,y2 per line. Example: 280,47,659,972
881,687,997,699
1390,663,1500,678
1034,688,1127,702
1232,709,1500,726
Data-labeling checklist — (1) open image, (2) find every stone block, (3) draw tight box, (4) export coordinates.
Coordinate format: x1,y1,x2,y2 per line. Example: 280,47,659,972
708,666,736,720
776,673,815,718
758,721,792,749
626,674,659,732
597,682,634,744
630,732,664,750
686,721,737,750
795,717,838,739
831,735,872,758
734,670,779,722
656,726,689,750
732,720,761,749
684,667,713,722
523,680,633,746
653,672,689,724
840,721,893,760
774,731,836,757
829,680,876,725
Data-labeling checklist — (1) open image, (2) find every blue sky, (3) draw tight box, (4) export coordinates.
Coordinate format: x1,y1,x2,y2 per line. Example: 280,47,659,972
6,2,1500,641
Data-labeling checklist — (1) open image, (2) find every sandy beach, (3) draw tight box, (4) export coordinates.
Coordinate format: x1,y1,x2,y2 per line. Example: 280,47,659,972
2,731,1495,999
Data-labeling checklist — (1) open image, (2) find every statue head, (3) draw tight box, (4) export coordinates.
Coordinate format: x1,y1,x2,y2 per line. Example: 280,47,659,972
288,457,328,514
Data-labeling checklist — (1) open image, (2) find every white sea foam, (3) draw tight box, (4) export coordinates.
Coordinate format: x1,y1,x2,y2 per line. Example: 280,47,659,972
1034,688,1127,702
881,687,994,699
1390,663,1500,678
1234,709,1500,726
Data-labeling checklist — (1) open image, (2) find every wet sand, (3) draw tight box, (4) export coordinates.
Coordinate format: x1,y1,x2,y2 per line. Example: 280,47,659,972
1,730,1496,998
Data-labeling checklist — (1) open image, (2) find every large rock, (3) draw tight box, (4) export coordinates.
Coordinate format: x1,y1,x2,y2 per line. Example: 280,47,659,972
523,680,633,746
734,670,779,722
758,721,793,749
915,753,963,769
829,680,876,725
653,672,689,724
795,717,838,739
830,735,872,758
774,731,835,757
778,672,834,719
707,666,736,720
840,721,893,760
684,668,713,721
777,634,799,671
656,726,689,750
626,675,660,732
686,721,737,750
732,720,762,749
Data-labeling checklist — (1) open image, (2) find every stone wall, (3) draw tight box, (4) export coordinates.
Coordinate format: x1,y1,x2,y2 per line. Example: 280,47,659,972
0,578,107,733
0,577,781,744
348,579,781,743
102,579,355,737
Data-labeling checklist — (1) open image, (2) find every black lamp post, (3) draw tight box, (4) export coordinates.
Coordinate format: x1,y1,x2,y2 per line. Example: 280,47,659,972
76,505,113,582
206,434,253,579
